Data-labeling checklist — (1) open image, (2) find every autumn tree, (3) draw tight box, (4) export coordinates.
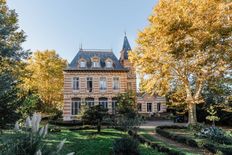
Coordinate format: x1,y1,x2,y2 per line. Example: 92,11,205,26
22,50,67,111
129,0,232,125
0,0,29,127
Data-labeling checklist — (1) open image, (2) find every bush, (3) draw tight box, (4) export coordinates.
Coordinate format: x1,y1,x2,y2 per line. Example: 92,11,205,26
196,126,232,145
113,137,140,155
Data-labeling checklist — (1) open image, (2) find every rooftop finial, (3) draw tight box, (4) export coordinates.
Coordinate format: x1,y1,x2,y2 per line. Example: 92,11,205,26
124,31,127,36
79,43,83,50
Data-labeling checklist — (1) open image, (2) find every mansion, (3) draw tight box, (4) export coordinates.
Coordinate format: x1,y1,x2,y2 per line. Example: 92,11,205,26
63,35,166,120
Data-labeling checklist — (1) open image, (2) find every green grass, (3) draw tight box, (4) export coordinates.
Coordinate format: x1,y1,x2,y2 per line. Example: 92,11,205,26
46,128,165,155
138,128,201,155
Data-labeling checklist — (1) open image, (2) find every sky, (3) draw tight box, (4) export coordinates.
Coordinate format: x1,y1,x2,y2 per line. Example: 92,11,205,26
7,0,157,62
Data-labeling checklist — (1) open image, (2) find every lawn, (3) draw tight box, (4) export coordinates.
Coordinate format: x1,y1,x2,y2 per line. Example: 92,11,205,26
46,128,165,155
1,128,164,155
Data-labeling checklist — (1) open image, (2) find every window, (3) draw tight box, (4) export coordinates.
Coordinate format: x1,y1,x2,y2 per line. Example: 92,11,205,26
106,61,112,68
112,99,118,114
86,98,94,108
99,98,108,109
92,61,100,67
157,103,161,112
71,98,81,115
138,103,142,112
80,60,86,68
72,77,79,90
147,103,152,112
99,77,107,90
87,77,93,92
113,77,120,90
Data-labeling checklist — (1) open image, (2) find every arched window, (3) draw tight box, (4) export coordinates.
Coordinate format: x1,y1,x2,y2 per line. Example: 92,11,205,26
99,97,108,109
112,97,118,114
71,98,81,115
85,97,94,108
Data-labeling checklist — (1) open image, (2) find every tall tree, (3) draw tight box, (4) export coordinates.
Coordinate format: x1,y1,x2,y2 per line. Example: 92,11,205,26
22,50,67,110
0,0,29,127
129,0,232,125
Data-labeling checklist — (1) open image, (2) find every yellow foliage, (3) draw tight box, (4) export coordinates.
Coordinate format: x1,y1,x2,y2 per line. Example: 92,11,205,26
22,50,67,110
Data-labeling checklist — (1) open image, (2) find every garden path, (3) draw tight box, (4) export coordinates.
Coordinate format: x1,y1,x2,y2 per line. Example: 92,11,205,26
140,121,212,155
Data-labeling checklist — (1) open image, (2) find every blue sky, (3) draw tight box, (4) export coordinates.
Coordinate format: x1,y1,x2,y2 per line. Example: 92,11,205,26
8,0,157,62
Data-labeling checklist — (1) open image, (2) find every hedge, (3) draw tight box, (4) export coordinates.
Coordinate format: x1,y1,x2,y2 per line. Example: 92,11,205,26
156,125,232,155
156,126,199,148
128,130,185,155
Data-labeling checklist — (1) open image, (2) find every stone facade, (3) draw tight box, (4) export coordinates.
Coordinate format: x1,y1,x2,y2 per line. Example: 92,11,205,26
137,93,167,115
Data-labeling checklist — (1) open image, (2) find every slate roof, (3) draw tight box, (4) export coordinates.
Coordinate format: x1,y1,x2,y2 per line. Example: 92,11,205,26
120,35,132,60
65,49,128,71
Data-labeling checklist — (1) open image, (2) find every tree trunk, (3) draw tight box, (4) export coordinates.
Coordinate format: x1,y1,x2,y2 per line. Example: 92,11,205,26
188,102,197,125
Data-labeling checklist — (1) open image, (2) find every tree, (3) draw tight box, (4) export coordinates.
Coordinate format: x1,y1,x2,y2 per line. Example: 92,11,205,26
82,105,108,133
206,105,220,126
116,92,143,132
22,50,67,111
129,0,232,125
0,0,29,127
116,91,137,118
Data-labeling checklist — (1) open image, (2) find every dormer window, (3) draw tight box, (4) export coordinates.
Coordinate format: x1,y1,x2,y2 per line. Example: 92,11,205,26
80,61,86,68
91,57,100,68
106,60,112,68
93,61,100,67
79,58,86,68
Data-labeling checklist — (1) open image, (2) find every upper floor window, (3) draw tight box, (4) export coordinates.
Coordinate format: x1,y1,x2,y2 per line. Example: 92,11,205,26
113,77,120,90
87,77,93,92
72,77,79,90
80,60,86,68
91,57,100,68
99,77,107,90
105,60,112,68
92,61,100,67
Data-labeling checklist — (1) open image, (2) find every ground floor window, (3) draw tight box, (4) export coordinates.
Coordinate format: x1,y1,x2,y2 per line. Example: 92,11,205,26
138,103,142,112
72,98,81,115
99,98,108,109
147,103,152,112
157,102,161,112
112,99,117,114
86,98,94,108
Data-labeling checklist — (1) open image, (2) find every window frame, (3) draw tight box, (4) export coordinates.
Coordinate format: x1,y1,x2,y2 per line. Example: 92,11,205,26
112,77,120,90
72,77,79,90
99,77,107,90
87,77,93,92
71,99,81,115
147,103,152,112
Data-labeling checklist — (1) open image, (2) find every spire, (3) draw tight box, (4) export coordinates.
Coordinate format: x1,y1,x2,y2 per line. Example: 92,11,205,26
120,34,131,60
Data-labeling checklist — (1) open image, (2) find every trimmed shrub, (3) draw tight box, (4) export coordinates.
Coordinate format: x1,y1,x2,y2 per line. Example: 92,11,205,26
113,137,140,155
128,130,185,155
156,126,199,148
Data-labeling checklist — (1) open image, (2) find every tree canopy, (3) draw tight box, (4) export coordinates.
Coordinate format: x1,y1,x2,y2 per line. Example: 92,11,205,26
0,0,29,127
129,0,232,125
22,50,67,110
